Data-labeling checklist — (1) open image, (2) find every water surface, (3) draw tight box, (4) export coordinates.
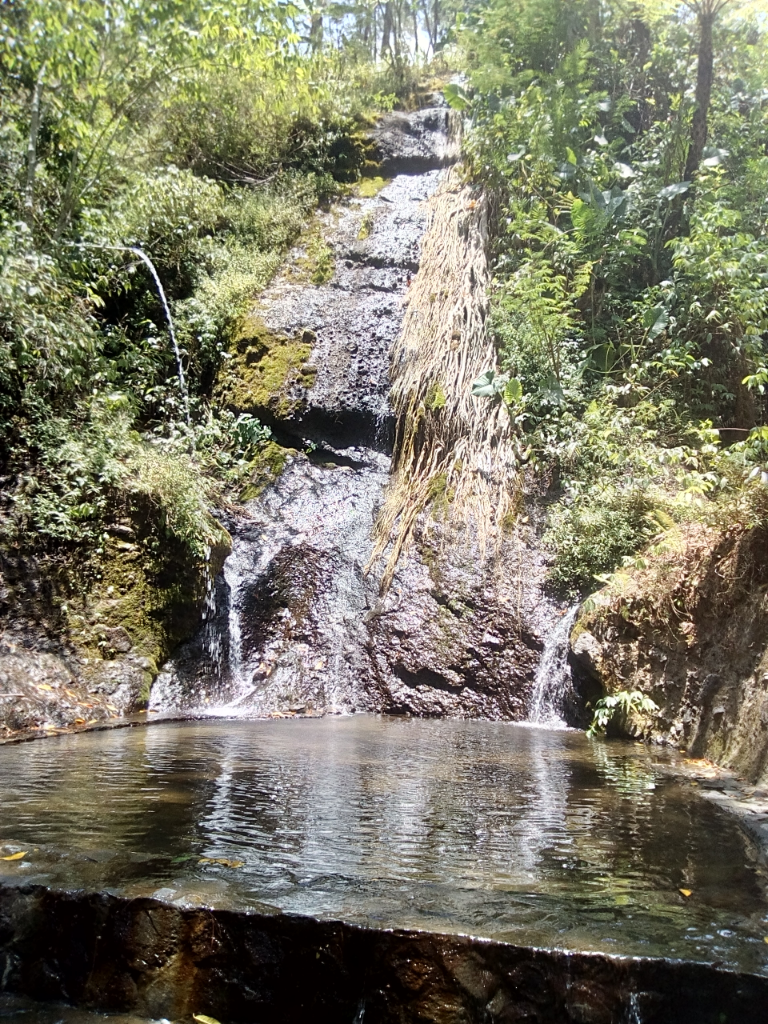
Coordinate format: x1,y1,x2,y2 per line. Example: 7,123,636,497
1,717,766,973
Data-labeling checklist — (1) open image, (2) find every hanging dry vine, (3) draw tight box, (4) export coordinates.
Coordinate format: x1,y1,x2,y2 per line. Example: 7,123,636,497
368,166,521,591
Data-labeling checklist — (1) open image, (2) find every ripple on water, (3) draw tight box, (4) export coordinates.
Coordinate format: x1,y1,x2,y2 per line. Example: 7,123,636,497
0,716,767,974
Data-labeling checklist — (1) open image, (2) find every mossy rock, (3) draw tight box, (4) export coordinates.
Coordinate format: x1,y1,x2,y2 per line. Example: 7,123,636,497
240,440,294,501
218,315,316,422
357,175,391,198
70,513,231,706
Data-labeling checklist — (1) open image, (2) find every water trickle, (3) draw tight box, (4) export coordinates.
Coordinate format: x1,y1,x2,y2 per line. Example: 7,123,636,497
151,145,443,718
528,604,579,726
71,242,190,424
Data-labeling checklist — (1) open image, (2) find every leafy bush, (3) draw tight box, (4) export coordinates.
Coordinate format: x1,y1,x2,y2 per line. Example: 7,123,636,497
544,487,657,596
587,690,659,739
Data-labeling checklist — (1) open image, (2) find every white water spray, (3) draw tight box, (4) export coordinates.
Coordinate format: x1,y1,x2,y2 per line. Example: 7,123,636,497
528,604,579,726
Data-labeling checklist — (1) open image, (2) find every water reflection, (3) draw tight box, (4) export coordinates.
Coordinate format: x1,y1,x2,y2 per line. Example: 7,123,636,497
0,717,767,972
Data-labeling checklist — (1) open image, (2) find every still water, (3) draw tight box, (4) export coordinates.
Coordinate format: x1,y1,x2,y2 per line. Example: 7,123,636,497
1,717,767,973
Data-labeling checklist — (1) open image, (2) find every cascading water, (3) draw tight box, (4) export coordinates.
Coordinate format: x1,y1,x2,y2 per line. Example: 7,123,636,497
150,118,449,718
528,604,579,726
149,107,574,723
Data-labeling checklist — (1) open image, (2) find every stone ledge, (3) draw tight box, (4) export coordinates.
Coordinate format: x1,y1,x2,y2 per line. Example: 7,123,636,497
1,883,766,1023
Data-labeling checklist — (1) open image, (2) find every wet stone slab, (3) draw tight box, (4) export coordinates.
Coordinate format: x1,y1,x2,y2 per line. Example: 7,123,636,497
1,883,768,1024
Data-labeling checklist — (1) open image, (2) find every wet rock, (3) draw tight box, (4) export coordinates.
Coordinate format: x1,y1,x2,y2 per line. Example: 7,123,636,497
371,107,461,174
0,650,116,735
154,127,565,723
571,523,768,782
243,171,438,449
1,883,767,1023
366,533,548,720
81,657,150,713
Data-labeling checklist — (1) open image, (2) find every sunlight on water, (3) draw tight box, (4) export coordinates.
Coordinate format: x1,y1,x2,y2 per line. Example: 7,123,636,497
0,717,767,974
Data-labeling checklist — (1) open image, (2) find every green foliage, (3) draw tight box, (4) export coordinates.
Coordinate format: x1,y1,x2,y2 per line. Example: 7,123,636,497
460,0,768,593
587,690,659,739
544,487,658,597
0,0,414,584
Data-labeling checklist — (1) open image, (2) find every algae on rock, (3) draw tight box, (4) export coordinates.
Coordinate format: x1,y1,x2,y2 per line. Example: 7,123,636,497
217,315,316,423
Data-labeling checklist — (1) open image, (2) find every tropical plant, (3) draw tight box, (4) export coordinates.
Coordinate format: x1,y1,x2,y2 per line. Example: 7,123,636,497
587,690,660,738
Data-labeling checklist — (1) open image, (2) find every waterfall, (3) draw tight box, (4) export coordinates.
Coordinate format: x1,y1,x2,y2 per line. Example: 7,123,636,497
528,605,579,726
69,241,190,424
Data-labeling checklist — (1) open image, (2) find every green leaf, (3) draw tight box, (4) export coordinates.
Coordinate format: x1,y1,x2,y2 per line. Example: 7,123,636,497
642,305,668,341
658,182,690,201
503,377,523,406
443,83,469,111
471,369,507,398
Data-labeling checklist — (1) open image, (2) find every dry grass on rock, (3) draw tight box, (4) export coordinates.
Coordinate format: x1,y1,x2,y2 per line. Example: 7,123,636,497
368,167,520,591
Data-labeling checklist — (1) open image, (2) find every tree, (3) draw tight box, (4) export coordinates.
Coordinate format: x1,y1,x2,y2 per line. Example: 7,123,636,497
682,0,735,180
0,0,294,239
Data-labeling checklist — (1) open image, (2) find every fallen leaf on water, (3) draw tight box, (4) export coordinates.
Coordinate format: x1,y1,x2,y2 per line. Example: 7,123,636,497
2,852,27,861
198,857,244,869
193,1015,221,1024
764,936,768,944
679,888,692,897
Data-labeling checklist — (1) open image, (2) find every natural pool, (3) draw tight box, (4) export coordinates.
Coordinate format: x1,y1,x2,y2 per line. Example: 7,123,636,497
1,716,766,975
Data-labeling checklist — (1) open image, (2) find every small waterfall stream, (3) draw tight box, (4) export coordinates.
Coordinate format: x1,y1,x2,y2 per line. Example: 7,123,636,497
150,109,579,724
528,604,579,726
150,123,445,718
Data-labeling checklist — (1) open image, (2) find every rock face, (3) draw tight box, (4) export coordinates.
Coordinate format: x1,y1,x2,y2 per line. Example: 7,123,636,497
1,883,767,1023
217,170,439,449
153,109,561,722
570,523,768,781
366,530,549,719
0,525,230,738
371,106,461,174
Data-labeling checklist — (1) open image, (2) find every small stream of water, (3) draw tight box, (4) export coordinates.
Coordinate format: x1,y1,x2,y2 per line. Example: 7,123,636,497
529,605,580,727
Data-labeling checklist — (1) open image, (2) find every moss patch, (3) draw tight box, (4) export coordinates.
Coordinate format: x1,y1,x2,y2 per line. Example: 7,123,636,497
306,234,335,284
217,315,315,421
72,523,230,667
357,175,390,198
428,472,455,521
239,440,293,501
357,211,375,240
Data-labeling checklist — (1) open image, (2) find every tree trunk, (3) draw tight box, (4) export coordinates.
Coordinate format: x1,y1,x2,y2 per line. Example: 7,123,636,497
684,11,714,181
381,1,394,56
309,10,324,53
24,63,46,225
421,0,434,53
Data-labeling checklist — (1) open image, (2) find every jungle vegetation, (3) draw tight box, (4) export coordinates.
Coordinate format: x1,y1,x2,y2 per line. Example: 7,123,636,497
0,0,448,583
2,0,768,606
456,0,768,594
